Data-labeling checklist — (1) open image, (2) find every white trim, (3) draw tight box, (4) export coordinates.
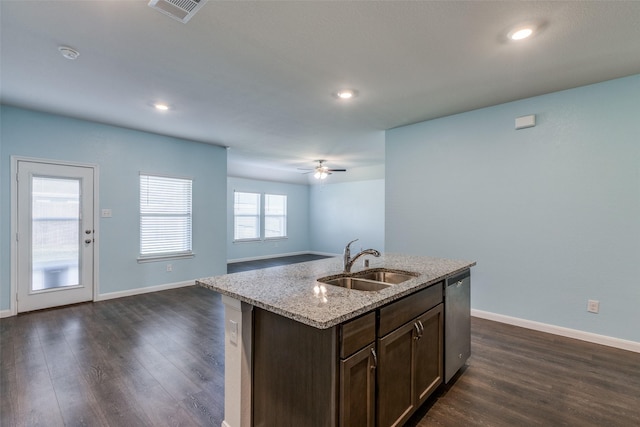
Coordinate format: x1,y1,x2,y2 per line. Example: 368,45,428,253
221,296,253,427
139,170,194,181
10,158,18,317
95,279,195,301
10,156,100,316
0,310,13,319
472,309,640,354
92,164,100,303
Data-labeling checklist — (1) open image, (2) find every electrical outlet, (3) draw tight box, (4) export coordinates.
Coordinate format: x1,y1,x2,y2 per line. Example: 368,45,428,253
228,320,238,345
166,263,172,272
587,299,599,314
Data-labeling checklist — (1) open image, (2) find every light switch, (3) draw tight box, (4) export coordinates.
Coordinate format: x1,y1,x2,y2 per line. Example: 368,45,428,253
101,209,113,218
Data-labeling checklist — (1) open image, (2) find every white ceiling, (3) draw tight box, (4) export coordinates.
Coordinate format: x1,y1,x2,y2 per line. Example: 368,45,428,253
2,1,640,184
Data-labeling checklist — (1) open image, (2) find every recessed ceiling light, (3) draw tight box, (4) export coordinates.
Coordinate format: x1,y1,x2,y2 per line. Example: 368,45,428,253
333,89,358,100
58,46,80,60
154,103,170,111
508,26,535,41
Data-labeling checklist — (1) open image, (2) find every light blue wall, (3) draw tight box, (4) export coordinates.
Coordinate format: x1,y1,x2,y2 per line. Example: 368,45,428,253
0,106,227,310
227,177,310,261
386,74,640,343
310,179,385,255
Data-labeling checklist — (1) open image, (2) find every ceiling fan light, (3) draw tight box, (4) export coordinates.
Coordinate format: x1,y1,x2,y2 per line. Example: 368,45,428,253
314,169,328,179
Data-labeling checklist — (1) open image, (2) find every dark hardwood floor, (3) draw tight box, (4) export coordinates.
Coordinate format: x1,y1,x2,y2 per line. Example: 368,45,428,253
1,286,225,427
227,253,333,273
1,255,638,426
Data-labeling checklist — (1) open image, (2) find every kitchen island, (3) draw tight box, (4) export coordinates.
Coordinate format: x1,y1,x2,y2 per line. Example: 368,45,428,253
197,254,475,427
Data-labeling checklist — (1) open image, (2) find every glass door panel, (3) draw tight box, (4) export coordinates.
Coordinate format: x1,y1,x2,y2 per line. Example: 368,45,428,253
31,176,81,291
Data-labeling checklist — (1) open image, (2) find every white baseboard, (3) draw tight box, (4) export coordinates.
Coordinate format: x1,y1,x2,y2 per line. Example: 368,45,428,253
0,309,14,319
95,279,195,302
472,309,640,354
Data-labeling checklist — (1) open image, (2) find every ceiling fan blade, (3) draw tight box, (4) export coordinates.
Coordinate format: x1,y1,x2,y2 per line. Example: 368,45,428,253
327,169,346,172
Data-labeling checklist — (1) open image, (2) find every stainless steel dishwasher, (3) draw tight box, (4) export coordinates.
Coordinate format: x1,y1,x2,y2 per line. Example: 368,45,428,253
444,269,471,383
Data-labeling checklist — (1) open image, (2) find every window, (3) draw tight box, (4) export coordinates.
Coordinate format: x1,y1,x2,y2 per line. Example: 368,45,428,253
140,174,192,258
234,191,261,241
233,191,287,241
265,194,287,238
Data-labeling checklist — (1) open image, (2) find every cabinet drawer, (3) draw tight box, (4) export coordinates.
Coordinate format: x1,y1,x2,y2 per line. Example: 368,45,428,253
378,284,443,337
340,312,376,359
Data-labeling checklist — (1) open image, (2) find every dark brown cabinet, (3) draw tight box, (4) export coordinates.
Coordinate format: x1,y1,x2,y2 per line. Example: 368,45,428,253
377,318,416,426
252,308,337,427
414,305,444,404
340,343,376,427
339,311,376,427
377,285,444,427
377,305,443,426
252,284,444,427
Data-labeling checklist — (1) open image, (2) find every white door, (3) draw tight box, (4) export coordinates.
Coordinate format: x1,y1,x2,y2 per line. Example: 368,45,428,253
17,160,95,312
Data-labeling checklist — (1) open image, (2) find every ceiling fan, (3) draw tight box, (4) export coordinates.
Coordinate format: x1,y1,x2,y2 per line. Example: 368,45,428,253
298,160,347,180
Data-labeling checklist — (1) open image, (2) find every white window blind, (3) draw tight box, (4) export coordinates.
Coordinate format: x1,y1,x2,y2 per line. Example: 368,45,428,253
265,194,287,238
140,174,192,256
234,191,260,241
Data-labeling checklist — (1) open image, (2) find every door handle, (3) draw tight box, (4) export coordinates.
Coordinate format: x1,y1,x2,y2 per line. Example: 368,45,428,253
85,230,92,234
85,239,92,244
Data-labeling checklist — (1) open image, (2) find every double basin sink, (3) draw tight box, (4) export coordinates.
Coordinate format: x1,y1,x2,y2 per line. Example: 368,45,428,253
317,269,419,291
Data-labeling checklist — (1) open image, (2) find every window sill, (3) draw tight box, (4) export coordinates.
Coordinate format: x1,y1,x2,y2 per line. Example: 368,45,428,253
137,253,195,263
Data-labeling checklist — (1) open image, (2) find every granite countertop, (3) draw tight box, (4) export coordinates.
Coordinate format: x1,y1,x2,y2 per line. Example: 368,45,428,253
196,253,475,329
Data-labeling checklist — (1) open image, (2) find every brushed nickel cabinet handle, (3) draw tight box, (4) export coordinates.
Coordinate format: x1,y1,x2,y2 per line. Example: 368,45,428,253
414,322,421,340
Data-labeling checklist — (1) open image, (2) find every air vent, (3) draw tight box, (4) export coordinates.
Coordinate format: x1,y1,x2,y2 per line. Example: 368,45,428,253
148,0,208,24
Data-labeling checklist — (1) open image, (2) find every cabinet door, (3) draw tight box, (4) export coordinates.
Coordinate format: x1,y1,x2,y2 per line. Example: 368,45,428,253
377,320,417,427
414,304,443,405
340,343,376,427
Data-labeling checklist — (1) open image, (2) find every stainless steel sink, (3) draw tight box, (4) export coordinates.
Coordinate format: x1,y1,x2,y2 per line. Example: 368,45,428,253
318,269,418,291
321,277,391,291
353,270,417,284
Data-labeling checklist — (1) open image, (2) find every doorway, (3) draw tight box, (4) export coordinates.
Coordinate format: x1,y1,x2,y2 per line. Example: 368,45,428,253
15,159,96,313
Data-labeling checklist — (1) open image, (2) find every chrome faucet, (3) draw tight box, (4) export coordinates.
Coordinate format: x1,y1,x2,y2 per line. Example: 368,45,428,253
343,239,381,273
